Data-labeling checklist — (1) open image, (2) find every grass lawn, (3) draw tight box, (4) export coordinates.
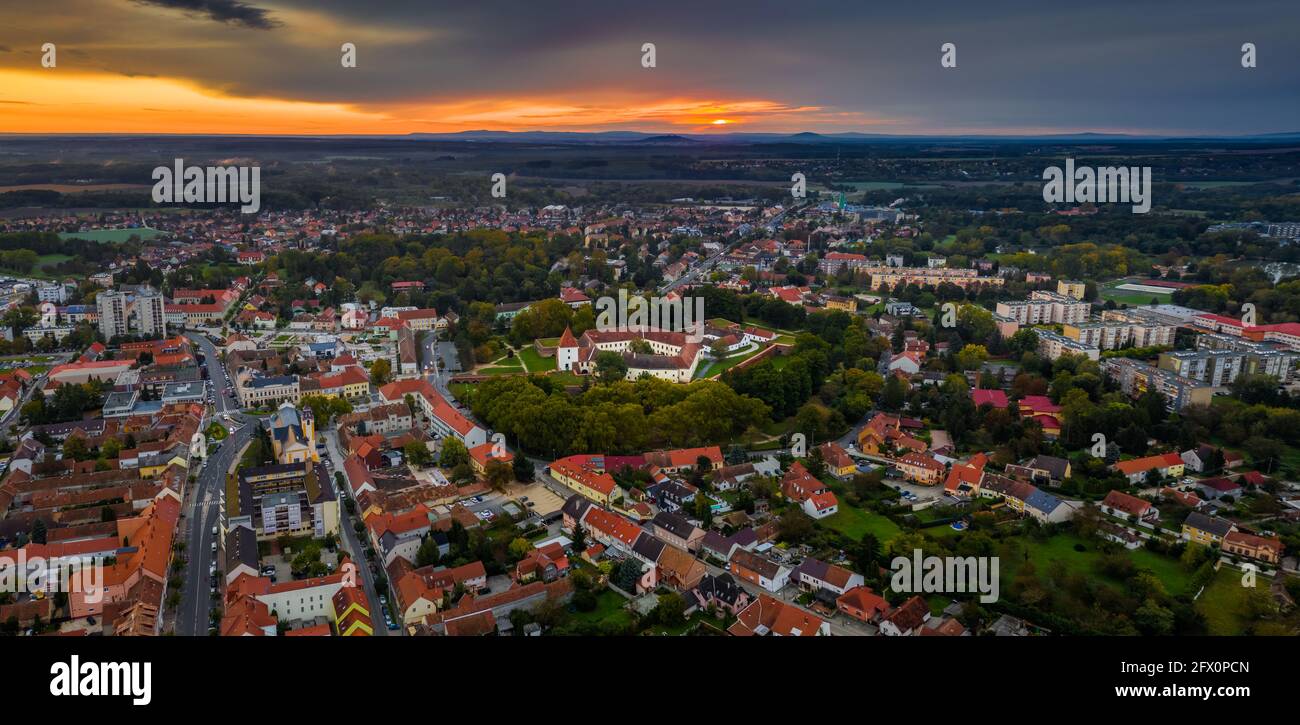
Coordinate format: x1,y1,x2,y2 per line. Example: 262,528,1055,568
570,589,634,629
822,505,903,543
547,371,585,386
694,344,765,379
1100,279,1173,307
517,347,556,372
1004,533,1193,596
760,416,799,436
206,422,229,441
481,366,524,376
642,610,724,636
922,523,966,538
767,355,794,372
1196,566,1268,635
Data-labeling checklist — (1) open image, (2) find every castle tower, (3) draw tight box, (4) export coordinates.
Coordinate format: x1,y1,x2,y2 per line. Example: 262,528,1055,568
556,326,579,371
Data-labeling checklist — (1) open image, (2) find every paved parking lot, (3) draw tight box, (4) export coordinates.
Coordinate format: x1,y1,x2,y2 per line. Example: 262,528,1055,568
886,478,944,503
508,481,565,518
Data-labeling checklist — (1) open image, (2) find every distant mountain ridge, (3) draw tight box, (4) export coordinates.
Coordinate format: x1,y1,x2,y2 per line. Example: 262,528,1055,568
4,130,1299,145
398,129,1300,145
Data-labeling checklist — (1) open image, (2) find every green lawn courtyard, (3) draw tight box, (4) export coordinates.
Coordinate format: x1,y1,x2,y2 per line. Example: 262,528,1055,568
822,504,903,543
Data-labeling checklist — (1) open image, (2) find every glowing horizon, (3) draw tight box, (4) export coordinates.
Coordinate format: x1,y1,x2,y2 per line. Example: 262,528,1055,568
0,68,1204,139
2,1,1294,138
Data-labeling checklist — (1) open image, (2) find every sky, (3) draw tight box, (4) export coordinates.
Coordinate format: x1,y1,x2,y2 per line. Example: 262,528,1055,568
1,0,1298,136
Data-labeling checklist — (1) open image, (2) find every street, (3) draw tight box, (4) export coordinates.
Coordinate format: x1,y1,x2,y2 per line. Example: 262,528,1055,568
175,331,248,635
175,414,253,635
322,426,392,635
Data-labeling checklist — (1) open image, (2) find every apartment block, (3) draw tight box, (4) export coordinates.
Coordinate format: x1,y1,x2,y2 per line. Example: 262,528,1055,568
818,252,871,275
868,266,1004,291
1057,280,1087,299
1157,349,1244,387
97,290,129,339
996,290,1090,326
1035,329,1100,361
1196,332,1297,382
1102,357,1213,411
96,285,167,339
224,461,339,540
1064,316,1174,351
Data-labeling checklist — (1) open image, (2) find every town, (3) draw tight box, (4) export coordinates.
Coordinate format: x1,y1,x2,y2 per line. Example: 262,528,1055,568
2,138,1300,641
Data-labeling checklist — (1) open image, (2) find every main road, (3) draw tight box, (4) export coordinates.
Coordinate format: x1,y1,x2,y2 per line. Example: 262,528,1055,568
176,412,253,635
176,330,247,635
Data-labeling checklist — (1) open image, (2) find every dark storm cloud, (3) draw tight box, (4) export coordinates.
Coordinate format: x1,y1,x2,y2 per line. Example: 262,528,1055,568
225,0,1300,133
5,0,1300,133
131,0,280,29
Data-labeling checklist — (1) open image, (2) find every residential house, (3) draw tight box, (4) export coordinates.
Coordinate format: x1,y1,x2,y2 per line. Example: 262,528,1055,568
727,594,829,636
943,452,987,498
651,511,705,552
896,452,945,486
836,586,890,624
1198,477,1243,501
1223,530,1284,564
789,557,864,596
1181,444,1226,474
1182,511,1236,546
781,461,839,519
1100,490,1159,523
878,595,931,636
643,446,723,475
728,549,790,593
818,441,856,479
692,573,752,616
1112,452,1185,485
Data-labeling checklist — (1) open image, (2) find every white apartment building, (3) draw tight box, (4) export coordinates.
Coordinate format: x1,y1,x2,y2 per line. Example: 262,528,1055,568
97,290,129,339
1064,317,1175,350
136,287,166,336
97,286,166,339
1035,329,1100,361
995,290,1090,326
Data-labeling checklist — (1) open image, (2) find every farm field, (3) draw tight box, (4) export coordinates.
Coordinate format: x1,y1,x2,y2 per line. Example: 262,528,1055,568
58,227,165,243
